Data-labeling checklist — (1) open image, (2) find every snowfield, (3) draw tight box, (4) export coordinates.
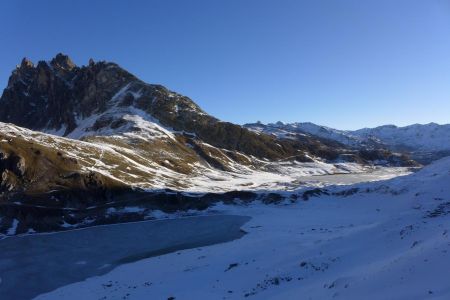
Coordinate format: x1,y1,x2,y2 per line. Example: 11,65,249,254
35,157,450,300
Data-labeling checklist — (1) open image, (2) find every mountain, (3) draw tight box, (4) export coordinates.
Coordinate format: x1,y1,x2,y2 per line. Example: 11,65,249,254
245,121,450,164
1,54,316,161
353,123,450,151
0,54,417,235
353,123,450,163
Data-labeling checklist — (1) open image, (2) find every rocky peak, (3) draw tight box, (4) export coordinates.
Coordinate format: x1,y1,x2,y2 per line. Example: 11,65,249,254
50,53,76,70
19,57,34,69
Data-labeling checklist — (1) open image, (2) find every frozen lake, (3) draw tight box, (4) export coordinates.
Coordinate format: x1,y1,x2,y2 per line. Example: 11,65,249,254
294,167,411,186
0,215,250,300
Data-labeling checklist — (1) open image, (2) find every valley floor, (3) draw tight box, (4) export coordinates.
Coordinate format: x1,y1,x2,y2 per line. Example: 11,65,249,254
35,158,450,300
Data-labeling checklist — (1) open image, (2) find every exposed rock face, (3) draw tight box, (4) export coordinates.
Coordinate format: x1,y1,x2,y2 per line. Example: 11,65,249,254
1,53,136,135
0,151,25,193
51,53,76,70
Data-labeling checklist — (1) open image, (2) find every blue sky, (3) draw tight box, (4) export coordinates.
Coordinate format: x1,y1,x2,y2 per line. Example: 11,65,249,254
1,0,449,129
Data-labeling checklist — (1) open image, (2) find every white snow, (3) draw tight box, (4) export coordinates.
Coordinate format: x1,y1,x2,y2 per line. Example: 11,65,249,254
45,124,67,136
35,157,450,300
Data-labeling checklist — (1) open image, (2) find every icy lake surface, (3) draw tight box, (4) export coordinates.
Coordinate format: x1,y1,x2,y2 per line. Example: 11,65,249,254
0,215,250,300
294,167,410,185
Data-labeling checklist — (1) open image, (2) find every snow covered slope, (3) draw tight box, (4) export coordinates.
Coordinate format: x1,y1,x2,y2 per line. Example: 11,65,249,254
36,157,450,300
0,122,407,195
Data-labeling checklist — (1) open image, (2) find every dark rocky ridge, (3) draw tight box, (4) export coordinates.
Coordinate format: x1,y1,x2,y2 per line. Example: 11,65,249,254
2,54,137,134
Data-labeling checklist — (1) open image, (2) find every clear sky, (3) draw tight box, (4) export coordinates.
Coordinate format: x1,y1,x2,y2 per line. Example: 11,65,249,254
1,0,450,129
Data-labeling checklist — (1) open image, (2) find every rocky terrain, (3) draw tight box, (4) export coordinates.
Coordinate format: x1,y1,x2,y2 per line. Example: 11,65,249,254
0,54,417,235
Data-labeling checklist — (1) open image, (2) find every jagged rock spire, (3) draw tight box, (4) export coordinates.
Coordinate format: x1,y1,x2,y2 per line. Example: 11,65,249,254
50,53,76,70
19,57,34,69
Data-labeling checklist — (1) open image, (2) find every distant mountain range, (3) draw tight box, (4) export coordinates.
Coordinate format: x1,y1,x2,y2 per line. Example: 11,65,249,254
244,121,450,164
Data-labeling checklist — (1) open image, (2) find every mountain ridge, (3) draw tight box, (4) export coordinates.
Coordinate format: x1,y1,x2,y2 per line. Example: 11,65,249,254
244,121,450,164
